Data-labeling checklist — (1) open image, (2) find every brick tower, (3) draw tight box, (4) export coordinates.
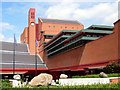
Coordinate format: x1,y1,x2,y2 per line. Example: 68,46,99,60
28,8,36,54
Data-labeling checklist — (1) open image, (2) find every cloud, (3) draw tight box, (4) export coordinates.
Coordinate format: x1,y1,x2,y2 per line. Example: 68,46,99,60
45,1,118,27
0,33,5,41
0,22,20,43
0,22,15,31
0,33,13,42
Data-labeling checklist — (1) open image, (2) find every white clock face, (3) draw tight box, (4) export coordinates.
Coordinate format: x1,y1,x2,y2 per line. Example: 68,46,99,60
31,23,34,26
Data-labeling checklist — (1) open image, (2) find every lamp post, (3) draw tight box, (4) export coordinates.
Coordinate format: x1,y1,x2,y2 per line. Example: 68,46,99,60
35,40,38,76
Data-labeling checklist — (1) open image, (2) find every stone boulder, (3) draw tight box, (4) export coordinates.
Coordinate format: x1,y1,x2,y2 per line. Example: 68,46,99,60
60,74,68,79
29,73,53,86
13,74,21,80
99,72,108,78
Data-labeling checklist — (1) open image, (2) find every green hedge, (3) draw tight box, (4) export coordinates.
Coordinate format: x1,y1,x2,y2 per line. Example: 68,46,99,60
72,73,119,78
103,62,120,73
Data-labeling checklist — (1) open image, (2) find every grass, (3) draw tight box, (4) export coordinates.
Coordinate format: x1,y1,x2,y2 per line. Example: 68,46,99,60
1,79,120,90
72,73,119,78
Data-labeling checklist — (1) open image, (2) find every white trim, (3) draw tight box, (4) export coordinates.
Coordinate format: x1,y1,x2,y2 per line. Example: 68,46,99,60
0,50,29,54
37,54,47,68
37,54,44,63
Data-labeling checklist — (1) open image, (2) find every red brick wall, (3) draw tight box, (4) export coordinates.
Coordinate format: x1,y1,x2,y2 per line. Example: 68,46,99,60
44,20,120,70
43,46,85,69
20,27,28,44
42,22,84,35
80,32,118,65
28,25,36,54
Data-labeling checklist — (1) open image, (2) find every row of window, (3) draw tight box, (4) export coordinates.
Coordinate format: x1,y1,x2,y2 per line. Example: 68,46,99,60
48,25,79,29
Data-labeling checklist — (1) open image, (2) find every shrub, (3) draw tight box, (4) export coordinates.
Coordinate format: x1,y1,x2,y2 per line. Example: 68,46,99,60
103,62,120,73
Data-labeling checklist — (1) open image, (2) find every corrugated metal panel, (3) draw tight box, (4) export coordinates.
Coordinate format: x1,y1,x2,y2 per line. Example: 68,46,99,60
1,41,28,52
88,25,114,30
82,29,113,34
81,36,100,40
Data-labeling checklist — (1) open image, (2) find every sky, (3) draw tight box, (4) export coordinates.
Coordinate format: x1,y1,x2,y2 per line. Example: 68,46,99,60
0,0,120,43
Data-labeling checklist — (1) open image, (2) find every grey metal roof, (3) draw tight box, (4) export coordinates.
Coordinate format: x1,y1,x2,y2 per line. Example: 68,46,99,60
1,52,46,68
0,41,47,69
40,18,81,24
82,29,113,34
1,41,28,52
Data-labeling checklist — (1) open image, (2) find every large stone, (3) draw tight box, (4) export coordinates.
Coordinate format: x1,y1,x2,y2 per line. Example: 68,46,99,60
60,74,68,79
99,72,108,78
29,73,53,86
13,74,21,80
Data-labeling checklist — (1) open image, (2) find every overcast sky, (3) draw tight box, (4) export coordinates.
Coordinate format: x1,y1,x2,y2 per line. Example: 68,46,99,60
0,0,119,43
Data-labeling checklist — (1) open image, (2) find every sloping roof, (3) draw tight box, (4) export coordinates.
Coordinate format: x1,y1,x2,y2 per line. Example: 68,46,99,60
1,41,28,52
0,41,47,72
1,51,46,69
39,18,81,24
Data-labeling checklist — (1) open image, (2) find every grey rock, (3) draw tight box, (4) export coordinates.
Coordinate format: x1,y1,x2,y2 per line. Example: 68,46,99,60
99,72,108,78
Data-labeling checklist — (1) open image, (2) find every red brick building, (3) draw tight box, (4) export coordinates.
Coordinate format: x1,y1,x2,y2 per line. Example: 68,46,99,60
20,8,120,75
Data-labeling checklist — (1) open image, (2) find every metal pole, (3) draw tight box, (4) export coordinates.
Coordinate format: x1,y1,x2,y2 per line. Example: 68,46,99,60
35,40,37,76
13,41,15,75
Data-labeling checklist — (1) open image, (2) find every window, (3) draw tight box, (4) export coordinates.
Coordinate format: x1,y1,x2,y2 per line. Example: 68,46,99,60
31,15,34,18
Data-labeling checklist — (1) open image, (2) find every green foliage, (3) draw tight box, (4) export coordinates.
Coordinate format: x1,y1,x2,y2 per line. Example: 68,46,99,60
72,74,99,78
72,73,119,78
0,79,12,88
103,62,120,73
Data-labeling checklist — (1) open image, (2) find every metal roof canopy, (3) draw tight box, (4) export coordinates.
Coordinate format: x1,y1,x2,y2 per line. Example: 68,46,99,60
46,37,68,52
44,35,70,50
82,29,113,34
88,25,114,30
46,35,73,52
63,28,112,45
45,30,79,46
44,34,55,37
